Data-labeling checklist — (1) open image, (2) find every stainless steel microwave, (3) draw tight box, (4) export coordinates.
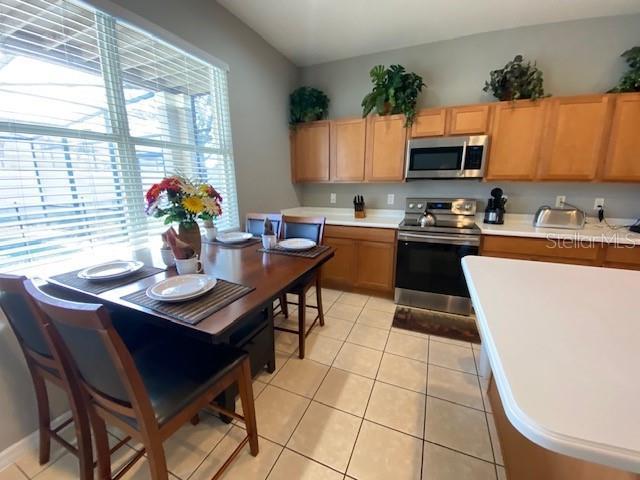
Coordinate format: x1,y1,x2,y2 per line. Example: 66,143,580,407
405,135,488,180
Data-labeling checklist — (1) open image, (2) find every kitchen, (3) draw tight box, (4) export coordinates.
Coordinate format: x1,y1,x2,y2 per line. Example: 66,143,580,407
0,1,639,480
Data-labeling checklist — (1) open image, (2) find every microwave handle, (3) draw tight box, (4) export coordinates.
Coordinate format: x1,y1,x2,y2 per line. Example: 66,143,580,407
460,141,467,171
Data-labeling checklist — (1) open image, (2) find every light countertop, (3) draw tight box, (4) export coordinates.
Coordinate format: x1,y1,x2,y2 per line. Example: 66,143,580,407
281,208,640,245
478,214,640,246
281,207,404,229
463,256,640,473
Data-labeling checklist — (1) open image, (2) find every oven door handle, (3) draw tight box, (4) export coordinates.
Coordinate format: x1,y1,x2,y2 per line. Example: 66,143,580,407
398,232,480,246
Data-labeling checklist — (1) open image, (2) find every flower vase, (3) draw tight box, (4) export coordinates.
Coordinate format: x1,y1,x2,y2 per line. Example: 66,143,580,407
178,222,202,258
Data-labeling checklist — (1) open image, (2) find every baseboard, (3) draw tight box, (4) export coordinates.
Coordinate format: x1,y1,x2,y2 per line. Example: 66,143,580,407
0,411,71,472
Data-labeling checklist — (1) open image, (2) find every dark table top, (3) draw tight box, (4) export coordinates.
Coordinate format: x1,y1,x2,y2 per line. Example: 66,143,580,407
45,242,334,342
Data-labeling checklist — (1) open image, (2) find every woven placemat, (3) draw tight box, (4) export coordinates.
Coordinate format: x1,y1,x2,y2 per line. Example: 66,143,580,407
204,237,261,249
120,279,255,325
258,244,331,259
49,265,165,295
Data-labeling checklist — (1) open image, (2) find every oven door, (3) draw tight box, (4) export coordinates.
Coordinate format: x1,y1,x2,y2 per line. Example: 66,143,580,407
395,232,479,313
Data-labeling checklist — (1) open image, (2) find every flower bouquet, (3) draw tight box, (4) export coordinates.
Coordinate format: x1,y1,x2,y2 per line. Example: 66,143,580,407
145,175,222,255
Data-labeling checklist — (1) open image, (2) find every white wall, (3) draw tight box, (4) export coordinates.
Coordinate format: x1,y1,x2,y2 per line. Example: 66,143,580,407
299,14,640,218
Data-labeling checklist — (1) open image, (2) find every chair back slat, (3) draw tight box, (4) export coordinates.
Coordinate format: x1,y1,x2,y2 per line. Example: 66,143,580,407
245,213,282,237
0,275,51,358
281,215,326,244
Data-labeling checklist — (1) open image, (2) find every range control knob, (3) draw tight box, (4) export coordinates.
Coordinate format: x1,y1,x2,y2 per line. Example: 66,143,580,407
416,203,424,209
464,203,472,211
408,203,415,209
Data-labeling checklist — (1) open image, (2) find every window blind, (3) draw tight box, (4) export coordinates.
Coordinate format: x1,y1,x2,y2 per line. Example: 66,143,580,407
0,0,239,272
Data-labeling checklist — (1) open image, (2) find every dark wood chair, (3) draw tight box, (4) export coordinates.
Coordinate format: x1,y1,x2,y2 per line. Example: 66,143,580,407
276,215,326,359
24,280,259,480
0,275,96,480
245,212,283,237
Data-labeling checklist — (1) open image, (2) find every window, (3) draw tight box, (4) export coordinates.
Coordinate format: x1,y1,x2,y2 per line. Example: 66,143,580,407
0,0,239,272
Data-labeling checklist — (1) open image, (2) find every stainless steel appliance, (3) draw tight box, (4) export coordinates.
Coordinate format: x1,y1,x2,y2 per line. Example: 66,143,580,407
405,135,488,180
395,198,480,315
533,204,586,229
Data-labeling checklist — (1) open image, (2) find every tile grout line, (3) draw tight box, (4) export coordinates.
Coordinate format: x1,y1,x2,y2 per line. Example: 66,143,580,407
341,307,391,478
263,293,361,479
472,343,501,480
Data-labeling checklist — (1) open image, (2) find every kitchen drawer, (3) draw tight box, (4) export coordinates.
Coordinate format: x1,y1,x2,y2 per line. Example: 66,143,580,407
603,245,640,269
481,235,600,261
324,225,396,243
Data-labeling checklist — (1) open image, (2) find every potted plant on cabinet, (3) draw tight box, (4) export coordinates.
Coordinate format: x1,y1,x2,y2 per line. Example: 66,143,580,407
609,46,640,92
483,54,547,101
361,64,426,126
289,86,330,127
144,175,222,256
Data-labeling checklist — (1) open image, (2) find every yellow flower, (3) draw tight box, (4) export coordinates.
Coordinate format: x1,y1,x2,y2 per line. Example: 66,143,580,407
182,196,204,214
198,184,210,195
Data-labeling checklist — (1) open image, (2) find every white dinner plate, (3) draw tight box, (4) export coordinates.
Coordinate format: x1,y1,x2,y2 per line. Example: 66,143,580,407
146,275,217,302
78,260,144,281
278,238,316,251
216,232,254,244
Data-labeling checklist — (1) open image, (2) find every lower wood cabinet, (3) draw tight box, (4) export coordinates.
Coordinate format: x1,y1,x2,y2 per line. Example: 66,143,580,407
480,235,640,270
322,225,396,294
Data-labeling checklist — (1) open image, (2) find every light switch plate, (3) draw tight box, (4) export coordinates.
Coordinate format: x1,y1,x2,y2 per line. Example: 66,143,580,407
330,193,336,204
387,194,395,205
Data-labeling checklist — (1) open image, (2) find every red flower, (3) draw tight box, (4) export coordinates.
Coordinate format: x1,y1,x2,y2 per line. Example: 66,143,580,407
160,177,181,193
208,186,223,201
145,183,161,203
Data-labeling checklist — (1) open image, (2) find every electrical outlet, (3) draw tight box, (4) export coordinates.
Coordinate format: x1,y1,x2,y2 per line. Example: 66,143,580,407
330,193,336,204
555,195,566,207
594,198,604,210
387,194,395,206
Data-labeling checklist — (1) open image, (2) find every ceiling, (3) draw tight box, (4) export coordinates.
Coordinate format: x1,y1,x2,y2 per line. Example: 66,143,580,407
217,0,640,66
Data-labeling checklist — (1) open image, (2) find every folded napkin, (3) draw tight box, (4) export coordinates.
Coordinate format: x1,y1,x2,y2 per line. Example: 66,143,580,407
162,227,195,260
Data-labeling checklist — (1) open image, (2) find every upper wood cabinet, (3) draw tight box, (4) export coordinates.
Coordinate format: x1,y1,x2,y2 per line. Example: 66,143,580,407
448,105,490,135
486,100,547,180
291,121,330,182
538,95,614,181
365,114,407,181
411,105,490,137
330,118,366,182
602,93,640,181
411,108,446,137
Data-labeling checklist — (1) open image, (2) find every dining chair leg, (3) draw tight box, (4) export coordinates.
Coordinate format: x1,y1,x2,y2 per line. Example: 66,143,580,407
315,276,325,327
237,358,259,456
74,413,94,480
143,432,170,480
89,409,112,480
190,414,200,426
280,294,289,319
297,293,306,359
31,373,51,465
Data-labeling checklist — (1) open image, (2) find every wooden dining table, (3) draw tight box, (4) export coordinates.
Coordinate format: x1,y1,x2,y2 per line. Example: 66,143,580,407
40,240,334,411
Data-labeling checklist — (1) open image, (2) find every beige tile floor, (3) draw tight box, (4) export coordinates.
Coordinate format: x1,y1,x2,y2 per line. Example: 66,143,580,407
1,288,505,480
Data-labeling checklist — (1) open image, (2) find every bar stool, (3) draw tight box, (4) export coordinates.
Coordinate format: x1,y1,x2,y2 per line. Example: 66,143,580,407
25,280,259,480
276,215,326,358
0,275,94,480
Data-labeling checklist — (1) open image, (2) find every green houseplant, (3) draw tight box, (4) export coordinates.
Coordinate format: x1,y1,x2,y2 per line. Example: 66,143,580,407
609,46,640,93
289,87,329,126
361,64,426,127
483,54,547,101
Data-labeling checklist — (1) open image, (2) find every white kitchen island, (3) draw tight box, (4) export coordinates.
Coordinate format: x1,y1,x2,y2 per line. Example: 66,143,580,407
462,256,640,479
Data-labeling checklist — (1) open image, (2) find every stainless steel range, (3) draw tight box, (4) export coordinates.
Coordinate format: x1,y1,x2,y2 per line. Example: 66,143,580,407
395,198,480,316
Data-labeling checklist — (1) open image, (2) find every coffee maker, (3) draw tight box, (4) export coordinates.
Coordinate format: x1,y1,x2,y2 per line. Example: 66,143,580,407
484,187,507,225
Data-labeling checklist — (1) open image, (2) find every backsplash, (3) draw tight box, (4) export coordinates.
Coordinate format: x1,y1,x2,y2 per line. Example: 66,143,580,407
300,181,640,219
